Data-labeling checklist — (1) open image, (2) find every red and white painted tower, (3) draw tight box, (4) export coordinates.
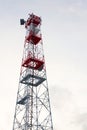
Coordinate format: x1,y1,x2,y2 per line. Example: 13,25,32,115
12,13,53,130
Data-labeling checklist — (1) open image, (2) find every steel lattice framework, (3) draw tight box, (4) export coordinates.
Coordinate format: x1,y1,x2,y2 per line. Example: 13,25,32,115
12,13,53,130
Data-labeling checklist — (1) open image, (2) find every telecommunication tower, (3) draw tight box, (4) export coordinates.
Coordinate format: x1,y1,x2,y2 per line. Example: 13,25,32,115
12,13,53,130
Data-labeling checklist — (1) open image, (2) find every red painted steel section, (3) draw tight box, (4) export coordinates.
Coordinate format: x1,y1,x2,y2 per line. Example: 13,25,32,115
25,14,41,28
22,57,44,69
25,33,41,44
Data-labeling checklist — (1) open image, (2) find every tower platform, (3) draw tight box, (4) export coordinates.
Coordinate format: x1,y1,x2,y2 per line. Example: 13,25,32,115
20,73,46,87
22,57,44,70
17,95,29,105
25,31,41,44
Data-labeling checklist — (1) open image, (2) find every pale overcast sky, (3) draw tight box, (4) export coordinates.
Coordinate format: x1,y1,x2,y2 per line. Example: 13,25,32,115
0,0,87,130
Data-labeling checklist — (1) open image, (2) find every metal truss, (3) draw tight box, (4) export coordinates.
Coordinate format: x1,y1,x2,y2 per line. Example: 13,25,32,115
12,13,53,130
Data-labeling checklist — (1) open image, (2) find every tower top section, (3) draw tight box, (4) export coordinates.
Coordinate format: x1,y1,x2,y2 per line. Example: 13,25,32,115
20,13,41,28
20,13,42,45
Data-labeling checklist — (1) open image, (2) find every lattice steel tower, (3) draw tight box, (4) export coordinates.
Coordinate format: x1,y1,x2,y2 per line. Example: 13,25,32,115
12,13,53,130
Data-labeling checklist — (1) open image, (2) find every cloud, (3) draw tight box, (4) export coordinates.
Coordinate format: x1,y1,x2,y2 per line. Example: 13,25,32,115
49,84,87,130
50,85,72,108
75,113,87,130
57,0,87,17
50,85,80,130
